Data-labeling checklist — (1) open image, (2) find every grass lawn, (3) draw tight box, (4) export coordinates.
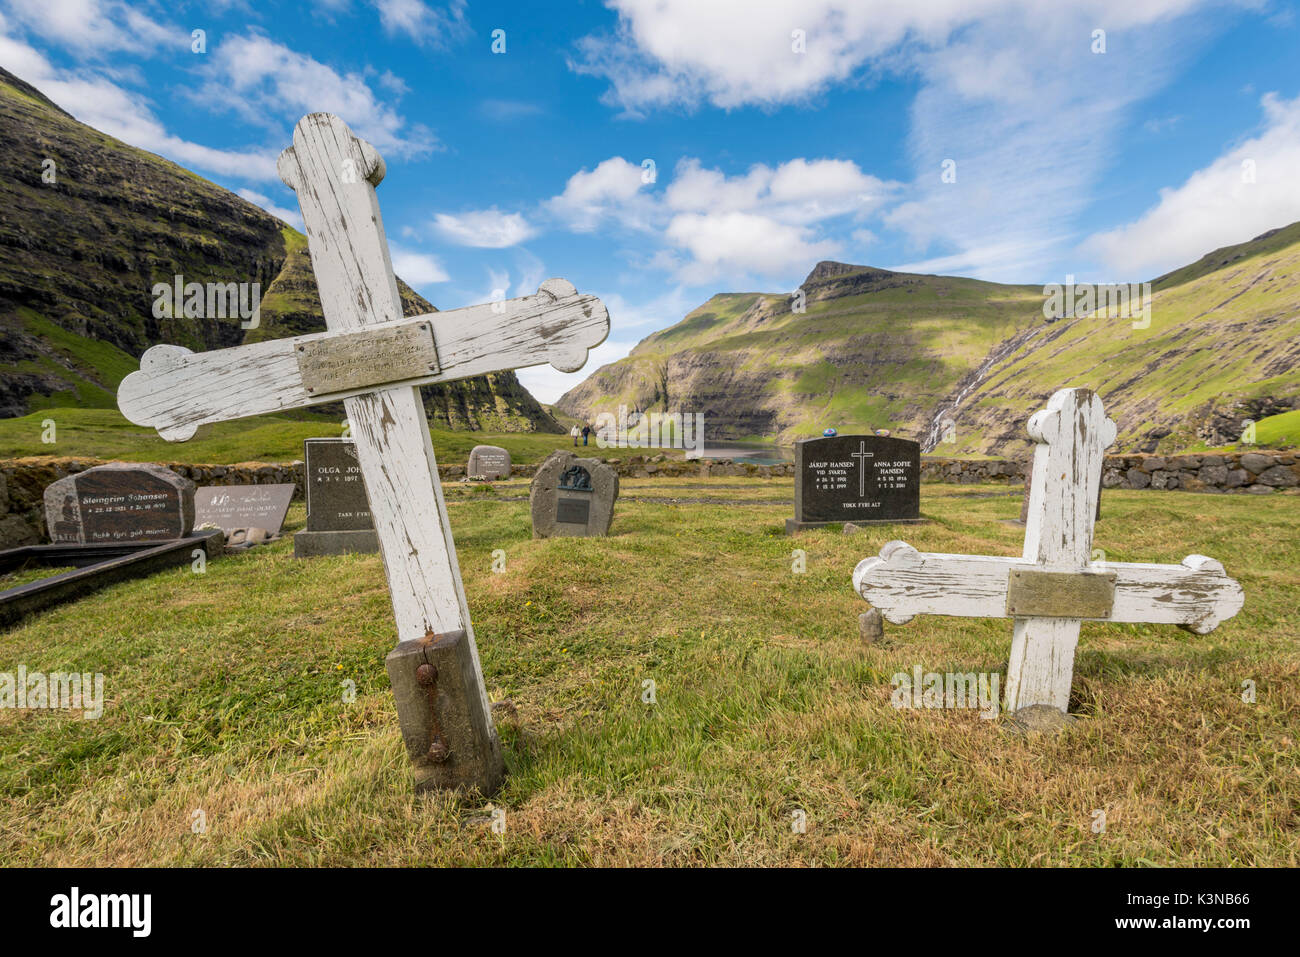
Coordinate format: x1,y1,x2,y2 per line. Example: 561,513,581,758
0,408,681,466
0,480,1295,866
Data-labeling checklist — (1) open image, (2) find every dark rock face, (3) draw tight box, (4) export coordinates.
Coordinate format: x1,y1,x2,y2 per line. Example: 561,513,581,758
0,67,560,433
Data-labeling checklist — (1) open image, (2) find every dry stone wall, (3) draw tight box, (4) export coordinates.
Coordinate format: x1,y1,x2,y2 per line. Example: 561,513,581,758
2,450,1294,547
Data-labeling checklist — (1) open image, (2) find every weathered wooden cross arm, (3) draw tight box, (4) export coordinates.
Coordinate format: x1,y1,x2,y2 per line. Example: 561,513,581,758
118,280,608,441
853,542,1245,634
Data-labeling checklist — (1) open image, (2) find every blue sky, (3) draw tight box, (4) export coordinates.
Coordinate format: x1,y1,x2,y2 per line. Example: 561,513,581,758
2,0,1299,402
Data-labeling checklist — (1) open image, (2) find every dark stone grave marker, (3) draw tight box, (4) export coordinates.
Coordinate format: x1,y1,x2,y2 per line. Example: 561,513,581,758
294,439,379,557
530,450,618,537
787,434,923,532
44,463,194,544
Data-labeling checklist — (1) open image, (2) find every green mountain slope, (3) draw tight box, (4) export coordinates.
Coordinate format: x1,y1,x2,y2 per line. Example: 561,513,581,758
0,67,560,433
557,233,1300,456
941,223,1300,456
557,261,1046,445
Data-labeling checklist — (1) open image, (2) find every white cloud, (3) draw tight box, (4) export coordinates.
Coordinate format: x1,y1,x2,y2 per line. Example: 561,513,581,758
434,208,538,247
372,0,470,46
572,0,1240,281
574,0,1212,113
388,244,450,286
545,154,889,283
195,32,436,159
546,157,655,231
1082,92,1300,277
4,0,180,56
666,212,839,284
0,24,280,180
237,188,304,231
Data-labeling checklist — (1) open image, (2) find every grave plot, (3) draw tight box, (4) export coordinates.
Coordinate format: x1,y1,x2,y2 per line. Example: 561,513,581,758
0,463,223,628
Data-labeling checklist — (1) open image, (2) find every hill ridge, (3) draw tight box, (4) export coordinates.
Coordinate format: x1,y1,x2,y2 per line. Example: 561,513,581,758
558,228,1300,455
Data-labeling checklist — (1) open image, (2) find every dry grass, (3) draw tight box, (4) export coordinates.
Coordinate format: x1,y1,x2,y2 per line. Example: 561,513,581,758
0,479,1295,866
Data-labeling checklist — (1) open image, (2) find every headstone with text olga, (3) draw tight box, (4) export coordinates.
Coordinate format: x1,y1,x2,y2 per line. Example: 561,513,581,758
293,439,378,556
787,434,922,532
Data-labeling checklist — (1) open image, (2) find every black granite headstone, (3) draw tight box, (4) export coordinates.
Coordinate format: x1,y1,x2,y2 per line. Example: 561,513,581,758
44,463,194,544
787,434,922,532
294,439,379,556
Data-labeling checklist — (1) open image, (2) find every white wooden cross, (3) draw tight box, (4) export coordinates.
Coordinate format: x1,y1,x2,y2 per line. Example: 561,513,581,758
118,114,609,793
853,388,1244,715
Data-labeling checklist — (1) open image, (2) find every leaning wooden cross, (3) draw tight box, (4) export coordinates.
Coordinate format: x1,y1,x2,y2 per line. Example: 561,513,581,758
853,388,1244,717
118,114,609,794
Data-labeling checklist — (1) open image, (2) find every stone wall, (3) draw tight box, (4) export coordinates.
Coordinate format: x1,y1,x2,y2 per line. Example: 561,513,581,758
920,451,1299,493
2,449,1294,548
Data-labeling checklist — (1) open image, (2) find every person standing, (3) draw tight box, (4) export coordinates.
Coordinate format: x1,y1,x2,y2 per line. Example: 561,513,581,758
571,425,581,446
581,424,591,446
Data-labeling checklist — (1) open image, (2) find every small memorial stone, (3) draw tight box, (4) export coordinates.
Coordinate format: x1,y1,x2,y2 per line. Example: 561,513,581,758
530,450,618,538
467,445,511,480
44,463,194,544
195,484,296,538
787,434,922,532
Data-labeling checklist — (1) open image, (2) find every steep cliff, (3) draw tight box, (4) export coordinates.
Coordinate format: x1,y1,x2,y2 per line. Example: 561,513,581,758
0,67,560,433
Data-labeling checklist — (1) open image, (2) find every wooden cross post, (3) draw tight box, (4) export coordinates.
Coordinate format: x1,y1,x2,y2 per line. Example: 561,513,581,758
853,388,1244,716
118,114,609,794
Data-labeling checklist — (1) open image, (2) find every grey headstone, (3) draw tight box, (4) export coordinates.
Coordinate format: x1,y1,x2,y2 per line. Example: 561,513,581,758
194,484,295,536
530,450,619,538
44,463,194,544
293,439,378,557
787,434,921,531
467,445,511,480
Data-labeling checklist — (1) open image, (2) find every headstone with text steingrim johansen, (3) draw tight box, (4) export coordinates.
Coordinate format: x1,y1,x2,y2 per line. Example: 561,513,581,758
293,438,379,556
787,434,924,533
44,462,195,543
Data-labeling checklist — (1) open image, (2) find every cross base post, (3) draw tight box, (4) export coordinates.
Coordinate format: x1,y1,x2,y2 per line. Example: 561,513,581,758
385,630,505,797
